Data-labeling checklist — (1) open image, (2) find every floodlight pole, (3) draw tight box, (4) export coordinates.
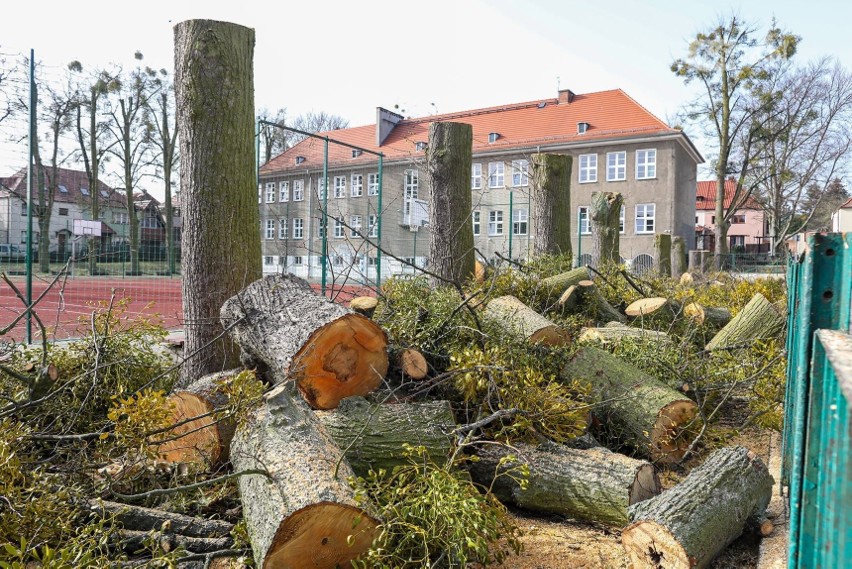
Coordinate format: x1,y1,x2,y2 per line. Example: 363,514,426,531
25,49,34,343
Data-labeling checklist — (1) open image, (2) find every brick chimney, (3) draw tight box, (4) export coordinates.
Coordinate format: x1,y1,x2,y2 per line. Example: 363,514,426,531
558,88,575,104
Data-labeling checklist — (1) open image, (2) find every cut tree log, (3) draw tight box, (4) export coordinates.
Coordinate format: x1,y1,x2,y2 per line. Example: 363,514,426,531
90,500,233,538
625,297,679,319
474,260,486,283
230,383,379,568
314,396,455,477
393,347,429,380
577,280,627,323
220,273,389,410
705,292,785,351
679,272,694,286
579,325,669,345
119,529,232,555
540,267,589,298
684,302,732,328
483,295,568,346
622,445,774,569
469,442,660,528
349,296,378,319
157,369,242,466
561,347,698,463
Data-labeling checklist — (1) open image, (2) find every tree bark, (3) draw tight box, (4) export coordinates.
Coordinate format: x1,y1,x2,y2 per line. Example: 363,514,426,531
672,236,687,278
427,121,474,287
561,347,698,463
118,529,233,555
622,446,773,569
540,267,589,299
579,325,669,345
314,396,455,477
230,383,379,568
684,302,732,328
655,234,672,277
590,191,623,267
705,293,785,351
89,500,233,538
220,273,388,409
483,295,568,346
468,442,660,528
157,369,242,466
175,20,261,386
530,153,573,257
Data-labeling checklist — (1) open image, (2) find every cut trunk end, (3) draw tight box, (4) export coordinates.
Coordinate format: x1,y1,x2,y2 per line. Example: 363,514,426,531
652,400,699,463
622,522,691,569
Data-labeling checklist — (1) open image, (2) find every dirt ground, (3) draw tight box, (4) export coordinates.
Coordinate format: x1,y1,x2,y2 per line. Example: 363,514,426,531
493,425,774,569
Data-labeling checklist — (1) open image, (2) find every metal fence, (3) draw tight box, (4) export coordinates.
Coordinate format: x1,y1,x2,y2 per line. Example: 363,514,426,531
782,232,852,568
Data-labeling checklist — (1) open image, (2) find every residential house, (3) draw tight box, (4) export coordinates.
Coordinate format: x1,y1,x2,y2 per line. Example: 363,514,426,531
695,178,769,254
258,89,704,281
830,197,852,232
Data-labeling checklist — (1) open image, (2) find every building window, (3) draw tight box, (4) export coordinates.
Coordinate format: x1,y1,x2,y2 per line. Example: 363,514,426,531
368,214,378,238
113,212,128,224
293,255,303,265
488,162,504,188
513,209,528,235
731,214,746,224
265,182,275,203
512,159,529,187
404,169,419,218
636,149,656,179
368,173,379,196
350,215,362,237
293,180,304,201
279,218,288,239
415,141,427,151
730,235,746,248
20,204,27,216
258,184,262,203
620,205,625,234
317,177,327,200
293,218,304,238
579,154,597,183
20,231,26,243
59,207,69,216
317,216,327,238
265,219,275,239
471,163,482,189
578,207,590,235
334,217,345,238
264,256,274,265
279,181,289,202
279,255,286,266
488,210,503,236
351,174,363,197
333,254,345,266
334,176,346,198
635,203,656,233
607,152,626,181
472,210,481,236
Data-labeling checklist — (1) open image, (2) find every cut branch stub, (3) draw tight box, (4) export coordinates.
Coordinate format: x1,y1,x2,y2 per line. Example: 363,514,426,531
484,295,568,346
349,296,378,319
221,273,388,410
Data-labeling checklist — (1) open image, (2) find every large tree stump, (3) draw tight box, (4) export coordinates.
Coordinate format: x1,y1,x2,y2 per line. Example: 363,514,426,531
230,384,379,568
220,273,389,409
590,191,623,268
561,347,698,463
175,19,261,385
157,369,242,466
655,234,672,277
468,442,660,528
530,153,573,257
705,292,785,351
622,446,774,569
672,236,687,278
427,121,475,287
684,302,732,328
314,396,455,477
483,295,567,346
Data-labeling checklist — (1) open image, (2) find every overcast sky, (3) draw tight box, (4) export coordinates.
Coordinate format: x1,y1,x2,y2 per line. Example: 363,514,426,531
2,0,851,196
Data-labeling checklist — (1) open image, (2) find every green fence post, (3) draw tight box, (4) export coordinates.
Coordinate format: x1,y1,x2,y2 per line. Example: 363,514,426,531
508,191,514,261
376,155,384,290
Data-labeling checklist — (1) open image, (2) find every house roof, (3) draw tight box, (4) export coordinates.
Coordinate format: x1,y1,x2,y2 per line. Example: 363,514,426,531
0,166,124,207
260,89,704,175
696,178,761,210
839,196,852,210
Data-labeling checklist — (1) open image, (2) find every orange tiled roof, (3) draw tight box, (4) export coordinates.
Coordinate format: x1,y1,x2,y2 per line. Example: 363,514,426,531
839,196,852,209
261,89,701,174
1,166,123,206
696,178,761,210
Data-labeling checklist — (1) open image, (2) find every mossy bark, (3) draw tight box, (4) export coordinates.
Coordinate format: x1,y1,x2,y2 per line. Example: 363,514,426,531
483,295,567,346
705,293,784,351
540,267,589,299
427,121,474,287
655,233,672,277
590,191,623,267
175,20,261,385
530,153,573,257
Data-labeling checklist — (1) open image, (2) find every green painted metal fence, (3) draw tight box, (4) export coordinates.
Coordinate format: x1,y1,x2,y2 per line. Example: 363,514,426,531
782,232,852,568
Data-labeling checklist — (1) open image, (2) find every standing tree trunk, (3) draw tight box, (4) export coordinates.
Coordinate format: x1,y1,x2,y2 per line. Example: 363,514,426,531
175,20,261,385
427,121,474,287
590,191,623,267
530,153,573,258
655,233,672,277
671,236,687,278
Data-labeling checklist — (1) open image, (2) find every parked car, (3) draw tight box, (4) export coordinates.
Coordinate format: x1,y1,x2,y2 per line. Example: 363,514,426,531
0,243,26,262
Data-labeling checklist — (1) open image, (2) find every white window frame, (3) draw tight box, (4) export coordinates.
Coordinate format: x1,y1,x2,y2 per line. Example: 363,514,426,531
350,215,362,237
317,177,327,200
636,149,657,180
578,207,591,235
368,214,378,238
293,218,304,238
619,205,625,234
472,210,481,236
488,162,504,188
293,179,304,201
264,219,275,240
367,173,379,196
279,181,289,202
265,182,275,203
293,255,304,266
471,163,482,189
279,218,288,239
511,159,529,187
258,184,262,203
404,169,419,218
579,154,597,183
488,210,503,236
334,217,345,238
635,203,656,234
512,208,528,235
351,174,363,197
607,152,626,181
334,176,346,198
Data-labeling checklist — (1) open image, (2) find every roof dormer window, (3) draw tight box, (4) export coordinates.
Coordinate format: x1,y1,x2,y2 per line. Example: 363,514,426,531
488,132,500,143
577,122,590,134
415,141,427,151
295,156,306,165
351,149,362,158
